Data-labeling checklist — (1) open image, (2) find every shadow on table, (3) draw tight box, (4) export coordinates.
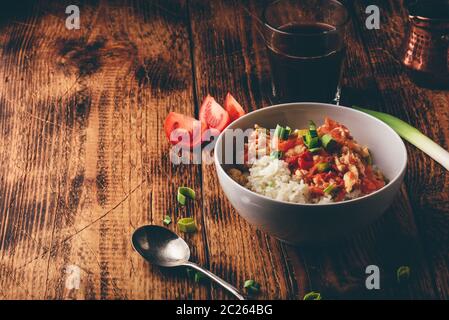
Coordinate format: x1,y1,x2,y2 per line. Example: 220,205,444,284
284,191,440,300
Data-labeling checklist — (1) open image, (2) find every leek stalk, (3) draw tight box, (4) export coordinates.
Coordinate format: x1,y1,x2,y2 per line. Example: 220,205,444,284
353,106,449,171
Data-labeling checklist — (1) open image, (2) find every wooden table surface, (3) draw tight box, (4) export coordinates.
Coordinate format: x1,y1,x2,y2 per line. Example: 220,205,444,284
0,0,448,300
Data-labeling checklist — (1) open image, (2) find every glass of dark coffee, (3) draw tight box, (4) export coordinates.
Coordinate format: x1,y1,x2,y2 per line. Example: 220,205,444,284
263,0,349,104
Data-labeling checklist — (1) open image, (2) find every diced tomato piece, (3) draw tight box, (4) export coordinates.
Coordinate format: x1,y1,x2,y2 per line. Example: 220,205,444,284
164,112,207,148
285,155,300,165
199,95,231,132
298,158,314,170
361,179,376,194
298,151,314,170
301,151,313,161
278,138,298,152
323,171,337,181
335,189,346,202
224,93,246,122
375,179,386,189
285,155,300,169
362,178,384,194
309,186,324,197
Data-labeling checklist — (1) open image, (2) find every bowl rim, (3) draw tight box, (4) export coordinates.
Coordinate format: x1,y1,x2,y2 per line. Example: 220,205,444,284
214,102,408,207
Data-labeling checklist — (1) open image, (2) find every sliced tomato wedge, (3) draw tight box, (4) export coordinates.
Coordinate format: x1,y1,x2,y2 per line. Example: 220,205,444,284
199,95,231,132
224,92,245,122
164,112,207,148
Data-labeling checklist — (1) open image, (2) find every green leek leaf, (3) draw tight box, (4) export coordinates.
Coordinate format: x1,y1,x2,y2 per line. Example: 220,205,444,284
353,106,449,171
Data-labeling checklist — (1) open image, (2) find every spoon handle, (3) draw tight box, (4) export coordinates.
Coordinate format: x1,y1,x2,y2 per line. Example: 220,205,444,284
184,262,245,300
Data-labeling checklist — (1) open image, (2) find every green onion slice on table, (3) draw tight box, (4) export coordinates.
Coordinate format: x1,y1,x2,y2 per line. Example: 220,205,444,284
353,106,449,171
177,187,196,206
244,279,260,294
396,265,411,284
177,192,186,206
177,217,197,233
194,272,206,283
303,291,322,300
163,215,172,225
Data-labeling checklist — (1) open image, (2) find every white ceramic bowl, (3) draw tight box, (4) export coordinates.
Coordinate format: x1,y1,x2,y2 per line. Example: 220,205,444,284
214,103,407,245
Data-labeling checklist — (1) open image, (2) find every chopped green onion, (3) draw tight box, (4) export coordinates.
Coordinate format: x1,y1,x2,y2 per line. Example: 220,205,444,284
353,106,449,171
163,215,172,225
186,268,207,283
365,151,373,165
309,147,322,153
274,124,282,136
309,120,318,138
274,125,292,140
321,134,338,151
178,187,196,200
178,217,197,233
283,126,292,139
244,279,260,294
177,192,186,206
305,131,321,149
296,129,309,137
303,121,320,149
396,266,410,284
244,279,255,288
274,124,285,139
177,187,195,206
270,150,283,159
194,272,206,283
308,138,320,149
316,162,330,173
323,184,335,194
303,291,322,300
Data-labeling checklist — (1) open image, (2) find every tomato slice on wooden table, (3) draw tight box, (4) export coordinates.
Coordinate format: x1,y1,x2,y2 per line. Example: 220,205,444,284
224,93,245,122
164,112,206,148
199,95,230,132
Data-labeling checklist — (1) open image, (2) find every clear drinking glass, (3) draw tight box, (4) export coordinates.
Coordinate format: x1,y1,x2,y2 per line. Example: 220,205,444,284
263,0,350,104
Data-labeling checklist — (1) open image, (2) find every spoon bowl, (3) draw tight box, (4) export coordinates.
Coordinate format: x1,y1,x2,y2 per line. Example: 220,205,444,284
132,225,190,267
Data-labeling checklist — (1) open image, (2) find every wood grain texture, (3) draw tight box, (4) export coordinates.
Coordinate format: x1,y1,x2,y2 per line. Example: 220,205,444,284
0,0,447,300
0,0,209,299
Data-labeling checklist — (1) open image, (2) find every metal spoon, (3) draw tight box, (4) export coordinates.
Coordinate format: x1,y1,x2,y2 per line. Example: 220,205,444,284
132,225,245,300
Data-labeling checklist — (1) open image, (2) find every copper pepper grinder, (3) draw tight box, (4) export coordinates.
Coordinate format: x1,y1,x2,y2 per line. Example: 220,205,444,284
402,0,449,88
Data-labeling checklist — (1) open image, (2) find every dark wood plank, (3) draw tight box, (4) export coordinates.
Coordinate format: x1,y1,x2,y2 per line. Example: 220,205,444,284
0,0,210,299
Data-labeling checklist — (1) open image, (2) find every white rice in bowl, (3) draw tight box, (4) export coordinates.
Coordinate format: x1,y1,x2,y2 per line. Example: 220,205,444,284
246,156,334,204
